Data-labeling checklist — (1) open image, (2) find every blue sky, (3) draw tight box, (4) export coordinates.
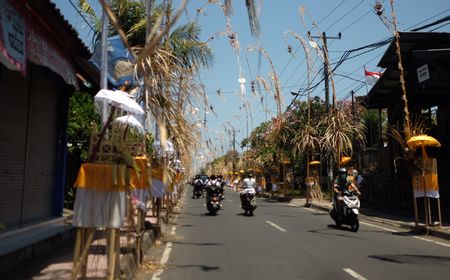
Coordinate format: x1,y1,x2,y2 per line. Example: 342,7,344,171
54,0,450,163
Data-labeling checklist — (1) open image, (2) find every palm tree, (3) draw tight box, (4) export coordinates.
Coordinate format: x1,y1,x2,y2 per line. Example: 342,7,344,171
78,0,214,166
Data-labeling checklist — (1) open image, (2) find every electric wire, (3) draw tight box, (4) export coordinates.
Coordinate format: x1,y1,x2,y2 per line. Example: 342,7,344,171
408,9,450,30
278,0,348,80
430,21,450,32
323,0,365,32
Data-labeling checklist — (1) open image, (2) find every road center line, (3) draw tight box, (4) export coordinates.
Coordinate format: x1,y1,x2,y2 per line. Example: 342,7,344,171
288,203,298,207
304,207,317,212
266,221,287,232
343,268,368,280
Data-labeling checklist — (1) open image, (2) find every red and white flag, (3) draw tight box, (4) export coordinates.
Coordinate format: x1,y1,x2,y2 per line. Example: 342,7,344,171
364,67,383,84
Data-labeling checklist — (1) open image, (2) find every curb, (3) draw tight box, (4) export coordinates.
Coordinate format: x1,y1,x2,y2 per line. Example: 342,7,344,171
306,202,450,241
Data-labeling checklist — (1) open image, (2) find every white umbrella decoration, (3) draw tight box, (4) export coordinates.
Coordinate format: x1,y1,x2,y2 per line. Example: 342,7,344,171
95,89,145,119
153,140,175,155
90,89,145,161
113,115,145,135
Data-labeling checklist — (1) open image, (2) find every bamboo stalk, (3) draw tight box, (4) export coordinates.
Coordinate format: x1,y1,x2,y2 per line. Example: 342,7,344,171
71,228,82,280
71,228,95,280
107,228,117,280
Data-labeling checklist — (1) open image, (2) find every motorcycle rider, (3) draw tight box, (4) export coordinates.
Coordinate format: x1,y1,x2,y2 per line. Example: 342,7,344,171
333,168,360,214
205,175,221,206
240,173,256,208
217,174,226,201
192,175,206,198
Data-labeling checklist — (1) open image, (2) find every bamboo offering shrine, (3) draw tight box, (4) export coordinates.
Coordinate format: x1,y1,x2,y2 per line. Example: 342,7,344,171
71,89,149,279
407,135,442,229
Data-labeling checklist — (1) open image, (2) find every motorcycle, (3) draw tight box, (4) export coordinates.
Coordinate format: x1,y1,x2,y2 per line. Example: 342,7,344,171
206,181,222,215
241,188,257,216
193,181,204,199
330,189,360,232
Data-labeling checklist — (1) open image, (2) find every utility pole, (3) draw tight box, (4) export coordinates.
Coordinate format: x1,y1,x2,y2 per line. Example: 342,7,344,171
309,32,341,197
351,90,356,119
226,127,240,171
308,32,341,112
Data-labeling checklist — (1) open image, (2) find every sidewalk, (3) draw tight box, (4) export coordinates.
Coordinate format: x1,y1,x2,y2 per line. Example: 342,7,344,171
0,200,181,279
289,197,450,240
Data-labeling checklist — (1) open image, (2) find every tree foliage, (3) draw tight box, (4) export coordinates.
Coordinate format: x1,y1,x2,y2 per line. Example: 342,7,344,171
67,92,99,161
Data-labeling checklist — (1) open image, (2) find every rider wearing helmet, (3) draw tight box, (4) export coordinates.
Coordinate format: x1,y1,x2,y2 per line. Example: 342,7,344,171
333,168,360,212
240,172,256,207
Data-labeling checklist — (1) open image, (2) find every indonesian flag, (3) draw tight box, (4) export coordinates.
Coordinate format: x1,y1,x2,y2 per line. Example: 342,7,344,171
364,67,383,84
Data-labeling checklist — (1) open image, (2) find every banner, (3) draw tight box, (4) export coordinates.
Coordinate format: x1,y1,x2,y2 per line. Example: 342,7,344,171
0,0,26,74
412,157,439,198
151,165,167,198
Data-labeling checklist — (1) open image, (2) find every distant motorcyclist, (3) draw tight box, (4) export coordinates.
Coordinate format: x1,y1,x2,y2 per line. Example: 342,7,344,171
217,174,225,201
240,173,256,208
192,175,208,198
333,168,360,213
205,175,221,205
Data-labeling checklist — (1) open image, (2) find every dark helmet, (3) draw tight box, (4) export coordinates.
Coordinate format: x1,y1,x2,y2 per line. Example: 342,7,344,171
248,173,253,178
210,174,217,180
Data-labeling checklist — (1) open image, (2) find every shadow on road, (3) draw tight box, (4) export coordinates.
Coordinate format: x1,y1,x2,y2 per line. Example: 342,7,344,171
178,224,195,227
168,264,220,272
313,212,328,216
306,226,363,239
171,241,223,246
369,254,450,265
236,213,255,217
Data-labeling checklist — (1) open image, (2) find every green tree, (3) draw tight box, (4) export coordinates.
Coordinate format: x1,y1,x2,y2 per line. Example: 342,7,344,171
65,92,99,209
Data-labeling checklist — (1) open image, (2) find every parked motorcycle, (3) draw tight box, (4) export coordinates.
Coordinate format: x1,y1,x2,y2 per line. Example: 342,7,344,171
330,190,360,232
242,188,257,216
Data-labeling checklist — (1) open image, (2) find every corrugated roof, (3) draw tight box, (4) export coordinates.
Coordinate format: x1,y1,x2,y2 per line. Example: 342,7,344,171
23,0,92,58
378,32,450,68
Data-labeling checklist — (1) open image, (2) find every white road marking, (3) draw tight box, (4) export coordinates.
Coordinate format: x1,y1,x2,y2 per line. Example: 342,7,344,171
226,199,233,203
288,203,298,207
151,242,173,280
343,268,368,280
359,221,398,233
413,236,450,248
360,221,450,248
266,221,287,232
304,207,317,212
170,226,176,235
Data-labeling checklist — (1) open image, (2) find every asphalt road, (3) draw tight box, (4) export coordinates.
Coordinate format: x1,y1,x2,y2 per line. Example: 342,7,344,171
148,189,450,280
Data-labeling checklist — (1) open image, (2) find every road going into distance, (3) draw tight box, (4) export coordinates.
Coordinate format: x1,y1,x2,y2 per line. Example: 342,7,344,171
141,190,450,280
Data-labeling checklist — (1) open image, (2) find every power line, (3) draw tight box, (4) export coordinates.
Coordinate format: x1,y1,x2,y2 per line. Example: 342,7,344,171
410,8,450,30
324,0,365,32
430,20,450,32
278,0,348,80
340,9,372,33
314,0,347,28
